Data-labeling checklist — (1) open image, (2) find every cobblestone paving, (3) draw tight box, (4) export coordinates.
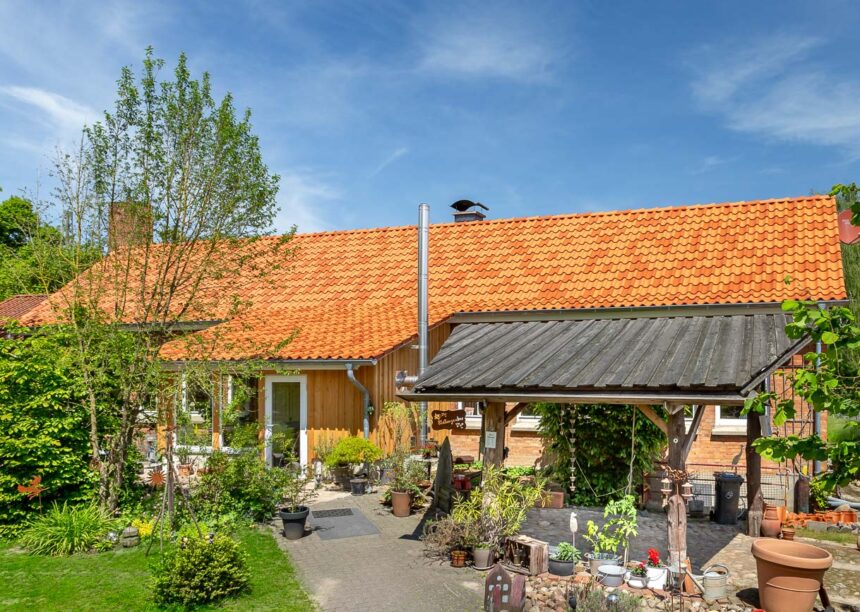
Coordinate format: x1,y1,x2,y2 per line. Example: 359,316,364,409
522,506,860,611
271,490,483,611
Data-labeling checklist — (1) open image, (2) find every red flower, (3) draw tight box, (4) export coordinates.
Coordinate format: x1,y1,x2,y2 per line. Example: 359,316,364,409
647,548,661,567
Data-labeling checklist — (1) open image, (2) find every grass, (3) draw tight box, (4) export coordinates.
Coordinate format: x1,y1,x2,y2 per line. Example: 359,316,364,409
0,526,314,611
796,528,858,546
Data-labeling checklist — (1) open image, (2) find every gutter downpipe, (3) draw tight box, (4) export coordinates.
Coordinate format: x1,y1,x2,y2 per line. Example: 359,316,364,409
346,363,371,439
418,203,430,446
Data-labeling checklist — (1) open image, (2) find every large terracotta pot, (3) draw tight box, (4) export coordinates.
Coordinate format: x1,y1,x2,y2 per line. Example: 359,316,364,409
761,504,782,538
752,539,832,612
390,490,412,517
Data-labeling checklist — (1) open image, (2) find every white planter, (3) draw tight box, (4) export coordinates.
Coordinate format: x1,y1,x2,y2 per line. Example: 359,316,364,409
646,566,668,590
626,575,647,589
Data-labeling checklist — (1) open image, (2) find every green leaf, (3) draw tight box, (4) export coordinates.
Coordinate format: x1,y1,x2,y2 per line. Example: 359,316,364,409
821,331,839,345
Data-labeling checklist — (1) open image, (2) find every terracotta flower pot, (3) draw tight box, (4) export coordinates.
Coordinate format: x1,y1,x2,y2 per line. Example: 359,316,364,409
781,526,796,541
752,539,832,612
390,490,412,517
451,550,467,568
761,504,782,538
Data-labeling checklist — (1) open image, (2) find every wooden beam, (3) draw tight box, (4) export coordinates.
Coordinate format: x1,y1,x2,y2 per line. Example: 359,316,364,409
681,405,704,463
504,402,530,426
482,401,507,468
667,403,686,471
746,404,762,513
636,405,668,435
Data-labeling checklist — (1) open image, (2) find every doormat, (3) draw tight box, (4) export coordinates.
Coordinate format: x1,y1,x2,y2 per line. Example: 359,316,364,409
310,507,379,540
311,508,353,519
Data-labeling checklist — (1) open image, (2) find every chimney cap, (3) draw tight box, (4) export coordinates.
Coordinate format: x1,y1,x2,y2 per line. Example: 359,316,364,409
451,199,489,212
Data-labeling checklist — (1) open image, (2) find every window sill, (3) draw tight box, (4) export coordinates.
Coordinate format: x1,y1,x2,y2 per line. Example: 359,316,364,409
711,426,747,437
511,420,540,432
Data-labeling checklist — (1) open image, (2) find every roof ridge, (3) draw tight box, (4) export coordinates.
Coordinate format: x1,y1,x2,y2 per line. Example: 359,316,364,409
283,194,834,239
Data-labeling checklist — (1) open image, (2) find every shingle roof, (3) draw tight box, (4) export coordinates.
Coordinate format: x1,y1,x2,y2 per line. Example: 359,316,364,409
0,294,47,321
411,314,801,398
25,196,848,361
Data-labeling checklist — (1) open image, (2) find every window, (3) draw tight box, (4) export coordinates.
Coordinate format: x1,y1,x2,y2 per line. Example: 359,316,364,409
714,405,747,432
458,401,483,429
513,404,540,430
222,376,260,449
177,379,213,448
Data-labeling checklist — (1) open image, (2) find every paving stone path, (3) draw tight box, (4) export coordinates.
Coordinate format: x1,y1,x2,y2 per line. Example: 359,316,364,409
271,490,484,611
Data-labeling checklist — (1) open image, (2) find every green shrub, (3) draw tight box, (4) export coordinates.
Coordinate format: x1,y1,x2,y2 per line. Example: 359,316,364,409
152,534,250,606
552,542,580,561
0,327,100,536
194,451,289,521
324,436,383,468
19,502,118,555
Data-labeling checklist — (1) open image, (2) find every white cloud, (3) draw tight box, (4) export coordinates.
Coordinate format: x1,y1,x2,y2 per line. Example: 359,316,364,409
370,147,409,178
689,34,860,156
0,86,98,134
418,7,558,82
691,154,735,175
275,170,340,234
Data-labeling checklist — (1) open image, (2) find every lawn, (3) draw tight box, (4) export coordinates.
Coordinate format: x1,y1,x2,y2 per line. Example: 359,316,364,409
796,527,859,546
0,526,314,611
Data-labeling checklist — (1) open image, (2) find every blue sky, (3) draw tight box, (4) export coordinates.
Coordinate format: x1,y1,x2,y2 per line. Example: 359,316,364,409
1,1,859,233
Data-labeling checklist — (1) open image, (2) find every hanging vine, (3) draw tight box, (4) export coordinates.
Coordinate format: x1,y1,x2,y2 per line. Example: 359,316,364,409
535,403,666,506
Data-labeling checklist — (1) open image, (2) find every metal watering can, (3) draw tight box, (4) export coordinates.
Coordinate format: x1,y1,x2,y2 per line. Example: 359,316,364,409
701,563,730,602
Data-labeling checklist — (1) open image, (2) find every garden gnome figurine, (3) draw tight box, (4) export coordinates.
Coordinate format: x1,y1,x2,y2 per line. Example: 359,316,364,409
569,511,578,547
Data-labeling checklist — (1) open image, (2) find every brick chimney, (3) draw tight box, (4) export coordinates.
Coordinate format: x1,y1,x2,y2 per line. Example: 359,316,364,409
108,202,152,250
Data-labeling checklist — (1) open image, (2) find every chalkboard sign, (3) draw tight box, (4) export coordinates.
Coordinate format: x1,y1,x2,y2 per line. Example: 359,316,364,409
431,409,467,431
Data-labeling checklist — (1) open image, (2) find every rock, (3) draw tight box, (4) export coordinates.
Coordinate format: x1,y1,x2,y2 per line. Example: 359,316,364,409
120,535,140,548
122,526,139,538
835,503,851,512
806,520,828,532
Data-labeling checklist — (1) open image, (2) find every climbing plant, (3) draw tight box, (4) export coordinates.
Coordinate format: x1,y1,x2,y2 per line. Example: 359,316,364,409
535,404,666,506
743,300,860,491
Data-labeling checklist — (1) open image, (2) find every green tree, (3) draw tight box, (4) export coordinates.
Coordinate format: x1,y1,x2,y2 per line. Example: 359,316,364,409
37,47,289,513
744,300,860,491
0,195,39,249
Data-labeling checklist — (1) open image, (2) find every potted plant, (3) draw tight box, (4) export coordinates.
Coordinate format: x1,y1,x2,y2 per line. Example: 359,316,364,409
278,460,319,540
582,495,637,575
451,466,546,571
549,542,580,576
645,547,668,589
627,562,648,589
389,452,423,517
176,446,193,477
324,436,383,491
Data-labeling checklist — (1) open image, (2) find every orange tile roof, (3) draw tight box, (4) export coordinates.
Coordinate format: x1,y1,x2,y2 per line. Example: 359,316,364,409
0,294,47,321
27,196,848,361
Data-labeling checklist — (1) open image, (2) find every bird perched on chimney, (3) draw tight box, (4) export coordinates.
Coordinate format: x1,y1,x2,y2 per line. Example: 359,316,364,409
451,199,489,212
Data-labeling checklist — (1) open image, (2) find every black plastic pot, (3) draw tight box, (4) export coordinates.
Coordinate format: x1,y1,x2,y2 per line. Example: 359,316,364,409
350,478,368,495
279,506,310,540
548,557,574,576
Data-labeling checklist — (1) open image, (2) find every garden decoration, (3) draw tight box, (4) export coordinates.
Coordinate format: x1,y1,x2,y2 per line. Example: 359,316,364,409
661,467,693,573
701,564,730,602
484,564,526,612
568,510,577,548
17,476,46,511
147,466,165,487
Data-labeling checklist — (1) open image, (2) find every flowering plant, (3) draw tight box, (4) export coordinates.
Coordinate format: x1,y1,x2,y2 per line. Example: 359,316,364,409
630,562,647,577
647,548,663,568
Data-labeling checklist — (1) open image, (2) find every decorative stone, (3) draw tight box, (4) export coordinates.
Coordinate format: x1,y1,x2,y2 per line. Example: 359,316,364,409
120,535,140,548
122,526,139,538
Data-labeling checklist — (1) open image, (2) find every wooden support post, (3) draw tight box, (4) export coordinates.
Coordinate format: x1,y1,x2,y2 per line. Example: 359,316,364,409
482,401,506,468
504,402,530,426
746,406,762,516
667,404,686,471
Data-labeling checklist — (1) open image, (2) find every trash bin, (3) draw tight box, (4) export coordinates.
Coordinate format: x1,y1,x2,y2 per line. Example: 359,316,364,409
713,472,744,525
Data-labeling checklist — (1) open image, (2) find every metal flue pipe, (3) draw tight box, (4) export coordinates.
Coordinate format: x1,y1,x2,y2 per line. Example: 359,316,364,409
418,203,430,445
